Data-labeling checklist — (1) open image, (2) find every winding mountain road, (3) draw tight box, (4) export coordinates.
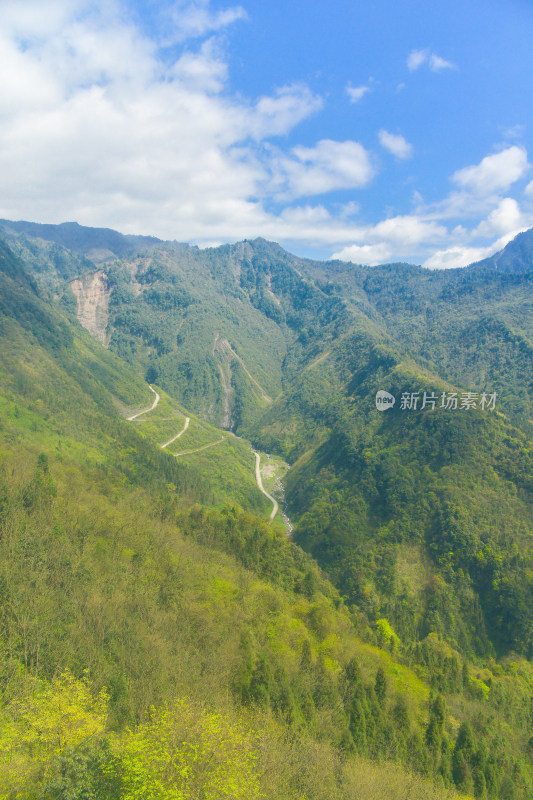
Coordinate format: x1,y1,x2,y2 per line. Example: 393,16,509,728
126,386,279,523
127,385,160,420
161,417,190,448
173,437,225,456
254,451,279,521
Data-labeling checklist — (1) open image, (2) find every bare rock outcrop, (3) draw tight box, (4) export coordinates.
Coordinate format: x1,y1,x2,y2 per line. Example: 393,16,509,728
70,270,110,346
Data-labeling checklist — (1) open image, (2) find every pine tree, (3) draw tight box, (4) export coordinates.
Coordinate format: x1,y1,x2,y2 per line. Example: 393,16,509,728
453,721,476,793
349,699,367,753
374,666,387,705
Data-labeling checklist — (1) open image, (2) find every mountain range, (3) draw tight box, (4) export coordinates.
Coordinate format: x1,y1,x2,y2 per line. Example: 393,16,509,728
0,218,531,800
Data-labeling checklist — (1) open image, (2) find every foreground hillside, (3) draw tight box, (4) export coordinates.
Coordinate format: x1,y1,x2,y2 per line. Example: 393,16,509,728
0,229,532,798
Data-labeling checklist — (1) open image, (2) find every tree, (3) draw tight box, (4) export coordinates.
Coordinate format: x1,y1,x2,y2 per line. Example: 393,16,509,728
392,696,410,733
0,671,108,796
44,738,122,800
119,699,263,800
145,365,158,384
374,667,387,706
453,721,476,793
349,699,367,753
426,694,446,768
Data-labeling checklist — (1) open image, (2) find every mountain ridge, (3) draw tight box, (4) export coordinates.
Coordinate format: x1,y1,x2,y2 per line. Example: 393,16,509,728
4,217,533,272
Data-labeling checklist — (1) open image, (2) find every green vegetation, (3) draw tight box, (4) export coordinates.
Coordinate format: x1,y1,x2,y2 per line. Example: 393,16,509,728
123,388,272,514
0,224,532,798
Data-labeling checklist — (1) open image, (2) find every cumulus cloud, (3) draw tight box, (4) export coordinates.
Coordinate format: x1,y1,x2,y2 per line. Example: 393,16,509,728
452,146,529,195
0,0,327,241
524,180,533,197
414,145,532,226
332,242,392,266
407,48,456,72
163,0,247,43
422,229,528,270
0,1,374,247
248,85,323,139
472,197,523,237
422,245,494,270
371,216,445,246
378,130,413,159
413,166,533,268
331,215,447,265
278,139,375,198
329,162,533,269
346,84,371,103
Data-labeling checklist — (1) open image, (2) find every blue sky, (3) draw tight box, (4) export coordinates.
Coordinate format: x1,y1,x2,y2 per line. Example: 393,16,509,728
1,0,533,267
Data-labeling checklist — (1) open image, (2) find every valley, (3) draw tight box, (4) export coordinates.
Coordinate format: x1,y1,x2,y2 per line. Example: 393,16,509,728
0,221,532,800
122,379,285,524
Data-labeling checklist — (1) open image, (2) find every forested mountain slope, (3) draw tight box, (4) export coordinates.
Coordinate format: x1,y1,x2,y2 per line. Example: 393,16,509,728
1,225,532,798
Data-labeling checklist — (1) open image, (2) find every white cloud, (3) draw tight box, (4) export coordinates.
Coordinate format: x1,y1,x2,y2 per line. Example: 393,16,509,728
339,201,360,218
0,0,86,39
378,130,413,160
407,49,427,71
0,2,530,270
524,180,533,197
407,48,456,72
331,215,447,265
422,229,528,270
452,146,529,195
423,245,494,270
416,146,532,225
164,0,247,43
419,195,533,269
328,143,533,267
0,0,326,241
280,205,332,225
278,139,375,198
248,85,323,139
329,181,533,270
171,39,228,91
346,84,370,103
472,197,523,237
371,216,445,246
332,242,392,266
428,53,455,72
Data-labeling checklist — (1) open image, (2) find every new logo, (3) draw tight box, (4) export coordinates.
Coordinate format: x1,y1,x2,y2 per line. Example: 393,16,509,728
375,390,396,411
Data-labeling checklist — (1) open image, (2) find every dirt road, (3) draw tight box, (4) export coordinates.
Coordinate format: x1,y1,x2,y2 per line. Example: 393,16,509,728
127,385,160,420
254,451,279,521
161,417,190,448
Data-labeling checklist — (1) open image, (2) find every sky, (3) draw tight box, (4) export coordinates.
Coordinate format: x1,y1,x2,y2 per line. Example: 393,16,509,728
1,0,533,267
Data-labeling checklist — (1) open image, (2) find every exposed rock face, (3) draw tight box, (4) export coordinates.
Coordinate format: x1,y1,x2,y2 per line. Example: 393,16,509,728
70,270,110,346
213,332,235,430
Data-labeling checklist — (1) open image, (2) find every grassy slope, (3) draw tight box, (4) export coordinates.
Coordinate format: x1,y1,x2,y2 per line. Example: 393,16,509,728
123,385,275,517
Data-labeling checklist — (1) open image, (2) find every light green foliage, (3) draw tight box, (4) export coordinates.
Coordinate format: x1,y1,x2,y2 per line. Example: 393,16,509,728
376,618,400,649
120,700,263,800
0,671,108,796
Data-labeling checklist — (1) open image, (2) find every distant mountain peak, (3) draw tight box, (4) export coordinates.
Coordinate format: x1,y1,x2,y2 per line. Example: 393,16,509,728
468,226,533,274
0,218,188,261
